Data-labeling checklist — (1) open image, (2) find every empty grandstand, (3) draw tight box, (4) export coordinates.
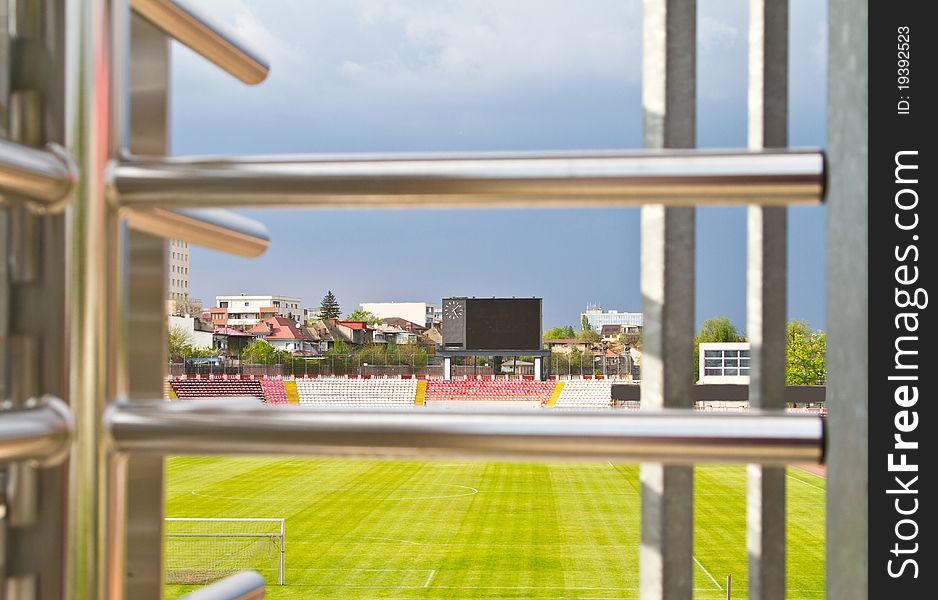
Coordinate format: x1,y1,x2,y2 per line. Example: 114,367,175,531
424,379,556,409
552,379,614,410
170,379,266,402
259,378,289,405
296,377,418,408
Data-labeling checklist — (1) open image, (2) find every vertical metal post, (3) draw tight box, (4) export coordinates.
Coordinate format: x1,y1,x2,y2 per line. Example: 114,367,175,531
122,13,170,599
745,2,788,599
639,2,696,600
826,0,867,598
65,0,128,598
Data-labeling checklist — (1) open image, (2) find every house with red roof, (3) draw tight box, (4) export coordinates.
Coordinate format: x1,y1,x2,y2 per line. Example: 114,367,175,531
247,316,317,354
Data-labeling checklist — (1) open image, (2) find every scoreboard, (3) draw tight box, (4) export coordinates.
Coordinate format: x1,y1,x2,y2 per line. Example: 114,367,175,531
442,297,542,352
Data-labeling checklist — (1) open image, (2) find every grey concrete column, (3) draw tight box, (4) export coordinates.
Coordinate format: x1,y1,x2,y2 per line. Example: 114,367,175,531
826,0,868,597
745,2,788,599
639,1,696,599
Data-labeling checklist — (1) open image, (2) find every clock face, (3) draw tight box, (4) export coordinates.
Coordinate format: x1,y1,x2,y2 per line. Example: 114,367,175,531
445,300,464,320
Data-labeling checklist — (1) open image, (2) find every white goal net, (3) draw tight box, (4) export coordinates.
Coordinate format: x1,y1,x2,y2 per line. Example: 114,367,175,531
164,518,285,585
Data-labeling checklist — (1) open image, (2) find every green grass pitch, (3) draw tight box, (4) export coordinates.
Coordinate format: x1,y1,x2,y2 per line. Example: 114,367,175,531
165,457,825,599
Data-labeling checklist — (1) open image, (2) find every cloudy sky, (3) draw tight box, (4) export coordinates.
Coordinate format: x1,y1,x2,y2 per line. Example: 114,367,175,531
172,0,828,332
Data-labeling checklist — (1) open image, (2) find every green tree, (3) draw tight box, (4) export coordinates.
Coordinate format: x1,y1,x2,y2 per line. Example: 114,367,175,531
241,339,290,365
344,309,381,326
578,329,600,343
544,325,576,340
168,325,191,360
695,317,745,380
581,314,591,333
786,320,826,385
319,291,341,320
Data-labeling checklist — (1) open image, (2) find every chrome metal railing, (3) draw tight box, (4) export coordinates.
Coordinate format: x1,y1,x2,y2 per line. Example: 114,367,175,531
0,0,867,599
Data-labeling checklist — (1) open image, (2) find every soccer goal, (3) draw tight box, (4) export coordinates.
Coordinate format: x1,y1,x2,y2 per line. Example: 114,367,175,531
164,518,285,585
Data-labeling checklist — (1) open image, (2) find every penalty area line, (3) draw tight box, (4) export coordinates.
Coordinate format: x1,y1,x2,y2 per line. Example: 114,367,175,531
786,474,824,492
693,556,723,591
424,569,436,588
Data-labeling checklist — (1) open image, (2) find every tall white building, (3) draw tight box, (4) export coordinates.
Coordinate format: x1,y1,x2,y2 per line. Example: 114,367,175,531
359,302,438,327
582,308,643,332
211,294,303,329
168,240,190,300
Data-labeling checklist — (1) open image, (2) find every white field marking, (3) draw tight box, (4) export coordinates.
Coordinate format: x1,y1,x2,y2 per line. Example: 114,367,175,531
693,556,723,591
793,466,827,480
786,474,825,492
424,569,436,588
393,484,478,500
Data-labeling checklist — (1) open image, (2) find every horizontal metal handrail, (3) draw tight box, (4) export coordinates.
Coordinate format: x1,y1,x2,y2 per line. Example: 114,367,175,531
106,401,824,465
124,207,269,257
0,396,74,467
131,0,269,85
114,149,825,210
178,570,265,600
0,140,76,209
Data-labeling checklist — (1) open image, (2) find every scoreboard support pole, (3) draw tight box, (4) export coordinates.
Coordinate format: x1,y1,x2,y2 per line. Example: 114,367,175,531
443,357,452,381
534,357,543,381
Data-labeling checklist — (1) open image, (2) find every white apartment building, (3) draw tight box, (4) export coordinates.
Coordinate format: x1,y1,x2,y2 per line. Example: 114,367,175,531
698,342,751,384
211,294,303,329
359,301,437,327
582,308,643,332
168,240,189,300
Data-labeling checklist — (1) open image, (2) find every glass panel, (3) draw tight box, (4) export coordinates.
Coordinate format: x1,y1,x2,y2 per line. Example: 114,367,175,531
740,350,751,357
723,350,739,358
704,350,721,358
724,368,739,376
724,359,738,367
705,359,723,367
704,368,722,376
739,359,750,368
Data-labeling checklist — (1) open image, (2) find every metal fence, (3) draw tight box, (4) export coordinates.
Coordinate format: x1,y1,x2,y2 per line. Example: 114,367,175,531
0,1,865,600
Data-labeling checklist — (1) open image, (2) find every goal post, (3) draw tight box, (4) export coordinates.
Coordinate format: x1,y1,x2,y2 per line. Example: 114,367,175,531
164,518,285,585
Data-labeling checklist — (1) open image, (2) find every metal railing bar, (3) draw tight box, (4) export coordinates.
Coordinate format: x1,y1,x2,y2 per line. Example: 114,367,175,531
0,397,73,467
105,401,824,465
130,0,269,85
113,149,825,210
177,570,265,600
123,208,269,258
0,140,76,210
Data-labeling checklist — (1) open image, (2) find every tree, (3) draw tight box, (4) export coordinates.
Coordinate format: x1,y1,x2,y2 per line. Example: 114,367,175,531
544,325,576,340
172,296,203,317
241,339,290,365
168,325,192,360
581,314,592,334
786,320,826,385
344,309,381,326
319,291,341,320
694,317,745,380
578,329,601,343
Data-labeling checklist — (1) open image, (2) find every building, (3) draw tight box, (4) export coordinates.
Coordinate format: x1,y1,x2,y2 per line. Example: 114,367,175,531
543,338,595,354
168,315,213,349
582,308,643,333
247,316,316,354
372,323,418,345
211,294,303,329
359,301,438,328
698,342,751,384
212,327,255,355
168,239,189,300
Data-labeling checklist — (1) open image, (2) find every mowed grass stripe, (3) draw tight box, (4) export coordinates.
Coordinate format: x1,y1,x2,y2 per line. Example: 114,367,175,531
165,458,825,599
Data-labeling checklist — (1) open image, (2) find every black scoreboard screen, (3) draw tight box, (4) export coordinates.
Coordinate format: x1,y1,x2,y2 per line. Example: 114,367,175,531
443,297,542,352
